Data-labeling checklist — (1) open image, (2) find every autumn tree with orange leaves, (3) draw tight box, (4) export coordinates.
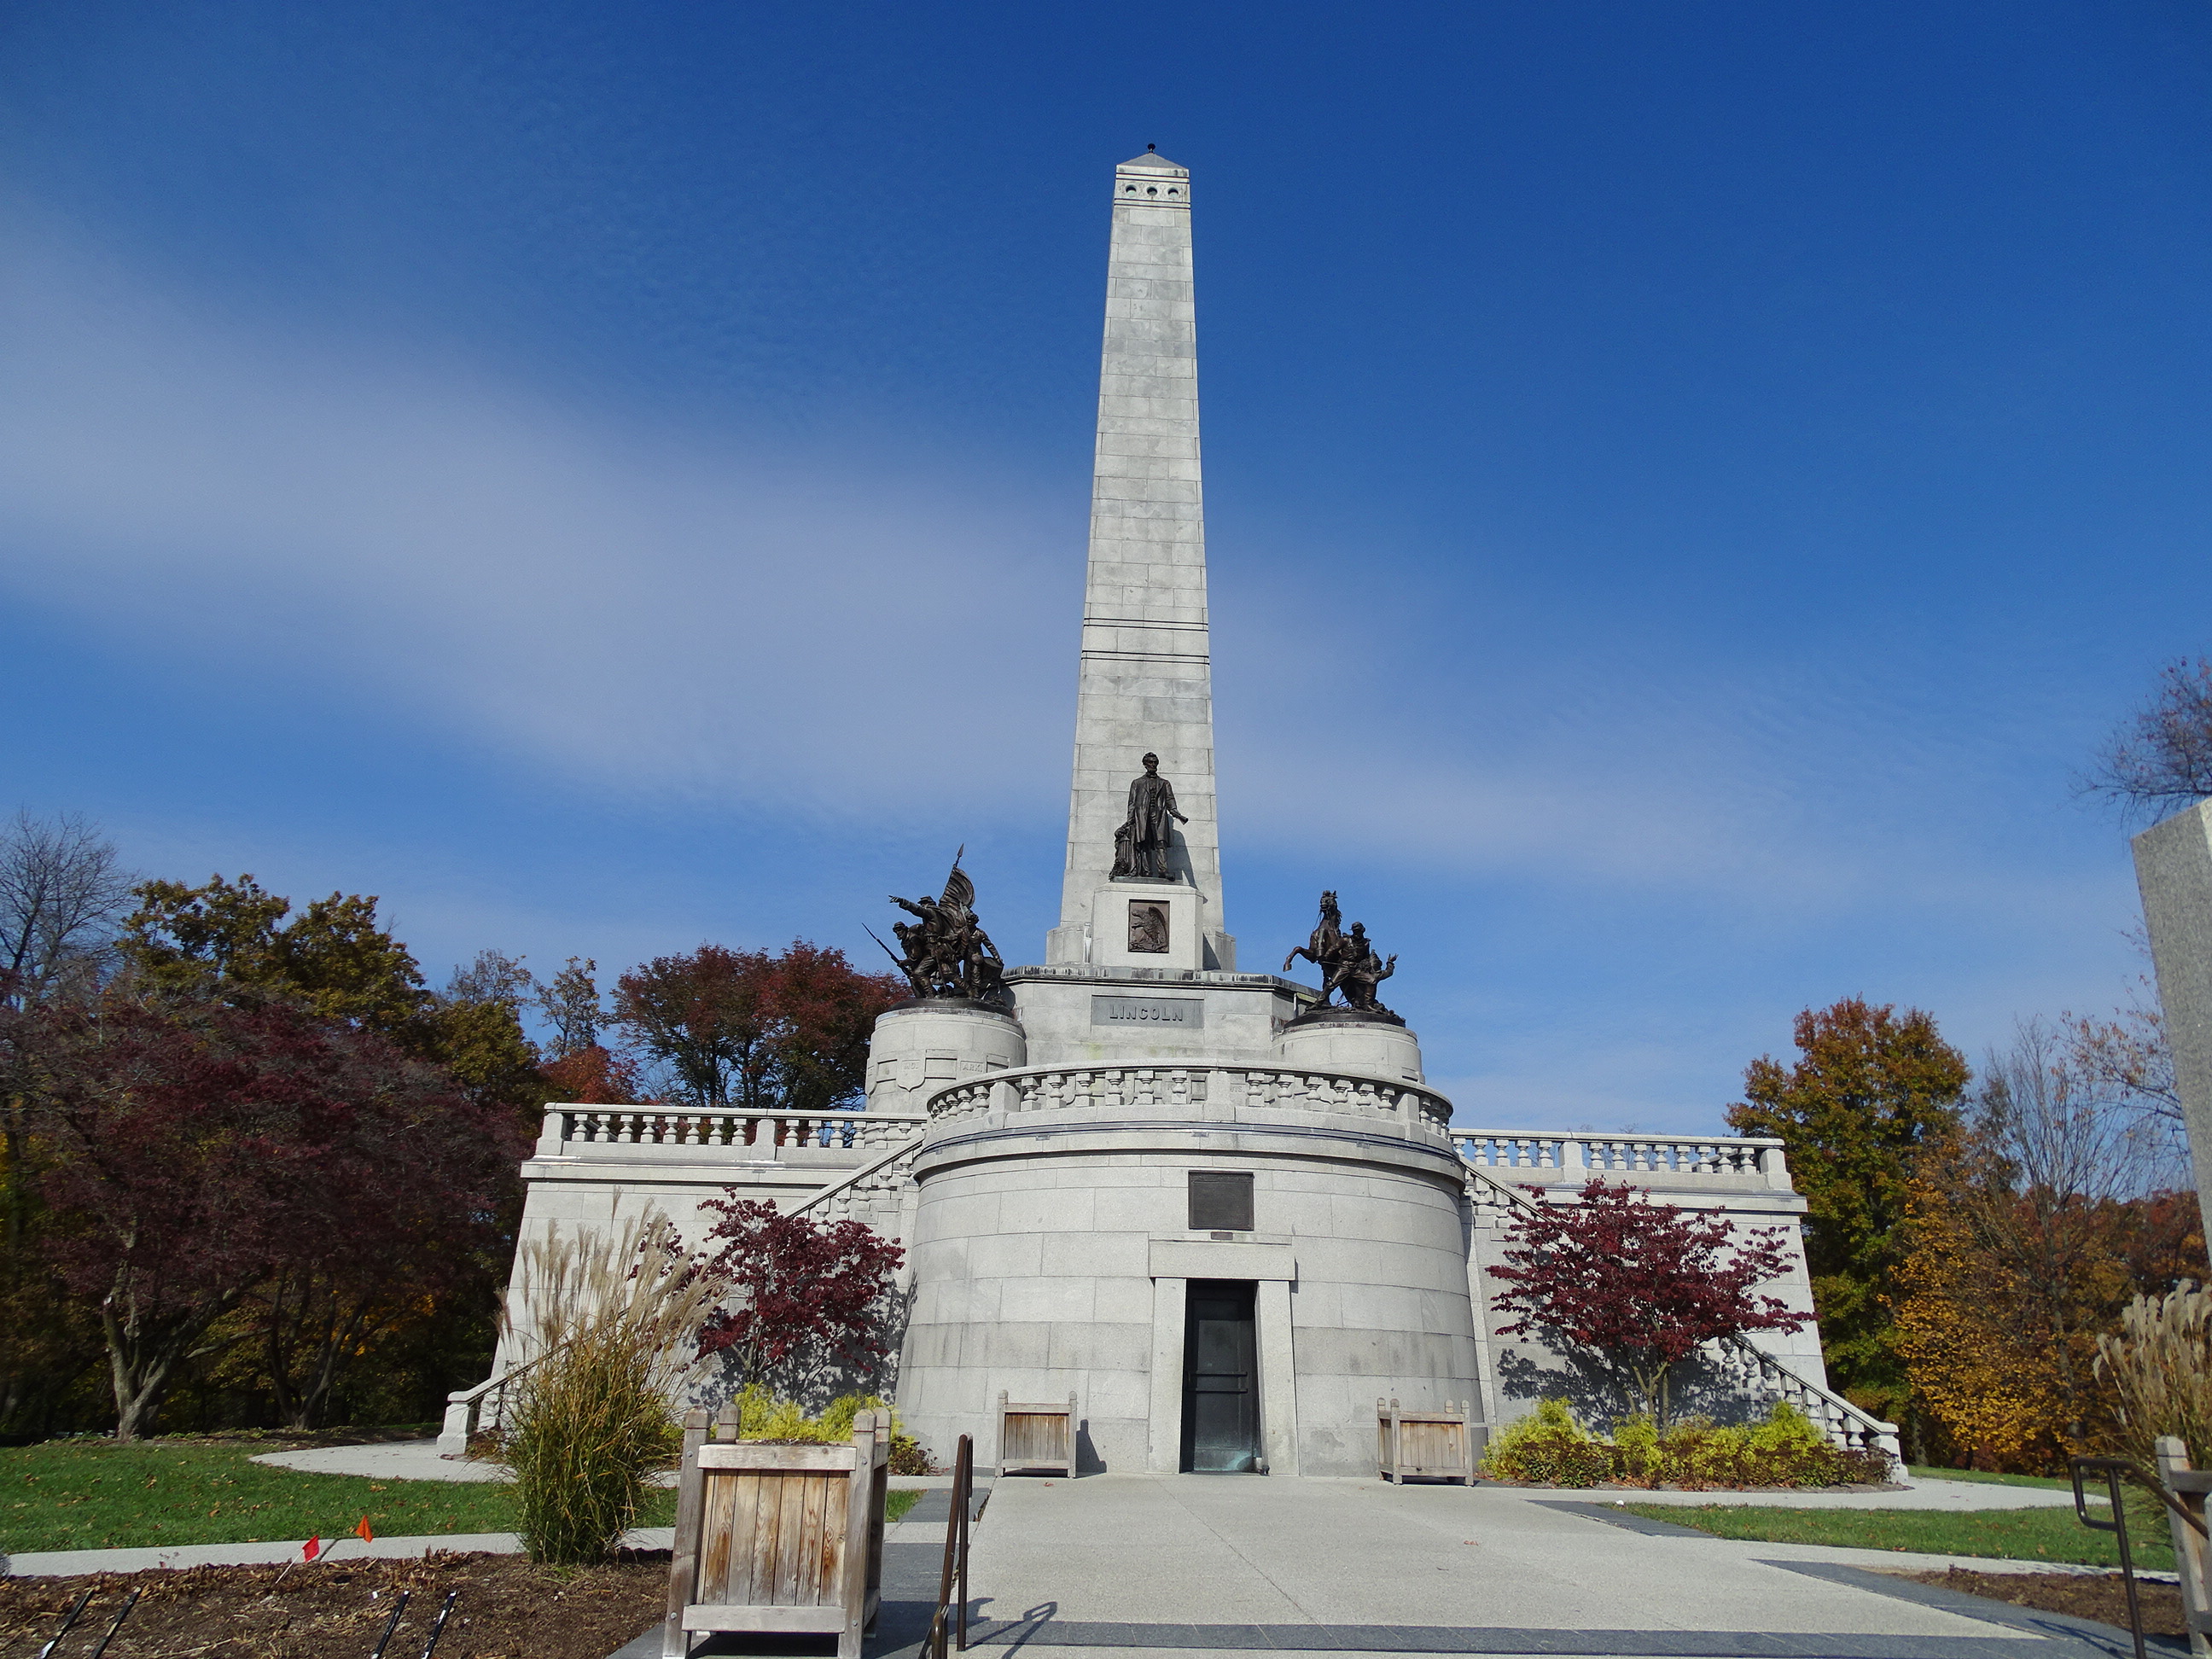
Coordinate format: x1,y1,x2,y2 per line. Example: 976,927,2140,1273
1893,1020,2205,1471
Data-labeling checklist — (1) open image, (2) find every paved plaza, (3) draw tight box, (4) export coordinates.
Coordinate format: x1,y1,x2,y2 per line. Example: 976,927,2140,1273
9,1465,2167,1658
936,1475,2151,1659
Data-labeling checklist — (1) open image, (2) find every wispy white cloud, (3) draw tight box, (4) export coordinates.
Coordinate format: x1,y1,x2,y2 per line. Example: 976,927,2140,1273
0,204,2145,970
0,207,1079,825
0,207,2160,1140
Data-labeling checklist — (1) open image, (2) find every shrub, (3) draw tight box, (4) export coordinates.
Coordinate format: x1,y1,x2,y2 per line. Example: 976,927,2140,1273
731,1384,934,1474
1610,1412,1662,1483
500,1213,720,1565
1481,1399,1614,1487
1487,1400,1890,1488
1659,1405,1889,1488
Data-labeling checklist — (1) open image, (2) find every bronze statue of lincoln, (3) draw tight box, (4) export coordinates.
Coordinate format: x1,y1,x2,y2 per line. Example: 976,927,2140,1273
1112,752,1188,881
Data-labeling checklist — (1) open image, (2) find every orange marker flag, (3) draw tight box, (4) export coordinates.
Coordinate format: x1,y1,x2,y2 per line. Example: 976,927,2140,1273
355,1515,375,1544
303,1536,323,1562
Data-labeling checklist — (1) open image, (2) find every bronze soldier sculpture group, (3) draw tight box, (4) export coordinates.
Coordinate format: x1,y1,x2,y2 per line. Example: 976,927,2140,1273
1284,889,1399,1021
875,853,1008,1004
876,760,1400,1021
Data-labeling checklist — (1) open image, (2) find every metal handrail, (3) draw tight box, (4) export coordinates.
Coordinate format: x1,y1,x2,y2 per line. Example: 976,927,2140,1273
926,1435,975,1658
2072,1456,2148,1659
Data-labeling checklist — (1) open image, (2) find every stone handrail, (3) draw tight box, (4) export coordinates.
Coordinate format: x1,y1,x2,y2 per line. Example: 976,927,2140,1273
1705,1336,1902,1464
1459,1160,1900,1467
923,1062,1453,1132
1452,1128,1793,1190
534,1103,928,1157
436,1353,540,1457
786,1135,927,1234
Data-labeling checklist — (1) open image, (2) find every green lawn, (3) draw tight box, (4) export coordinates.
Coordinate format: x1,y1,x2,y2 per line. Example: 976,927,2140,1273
3,1438,928,1555
1906,1464,2071,1491
2,1438,641,1554
1623,1502,2174,1571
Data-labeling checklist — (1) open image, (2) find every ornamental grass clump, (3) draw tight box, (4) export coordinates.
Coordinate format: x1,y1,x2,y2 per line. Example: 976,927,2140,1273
2096,1282,2212,1485
498,1213,720,1565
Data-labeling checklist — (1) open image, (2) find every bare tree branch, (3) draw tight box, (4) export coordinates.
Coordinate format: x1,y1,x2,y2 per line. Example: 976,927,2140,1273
2079,657,2212,823
0,811,132,1010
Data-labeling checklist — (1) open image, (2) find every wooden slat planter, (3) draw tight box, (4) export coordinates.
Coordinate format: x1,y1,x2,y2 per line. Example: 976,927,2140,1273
2155,1437,2212,1645
662,1406,890,1659
995,1390,1077,1476
1377,1398,1479,1485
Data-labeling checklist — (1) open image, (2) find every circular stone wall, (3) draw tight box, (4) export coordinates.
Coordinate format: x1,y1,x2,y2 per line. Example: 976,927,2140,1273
894,1091,1479,1477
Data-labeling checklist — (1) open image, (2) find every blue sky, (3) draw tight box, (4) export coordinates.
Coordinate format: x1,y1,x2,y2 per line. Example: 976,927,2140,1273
3,1,2209,1132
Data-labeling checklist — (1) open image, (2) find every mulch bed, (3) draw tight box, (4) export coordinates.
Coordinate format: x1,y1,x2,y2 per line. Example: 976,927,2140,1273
1906,1566,2188,1639
0,1550,667,1659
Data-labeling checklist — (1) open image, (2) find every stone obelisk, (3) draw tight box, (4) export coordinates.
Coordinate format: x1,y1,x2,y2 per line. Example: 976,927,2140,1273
1045,148,1234,971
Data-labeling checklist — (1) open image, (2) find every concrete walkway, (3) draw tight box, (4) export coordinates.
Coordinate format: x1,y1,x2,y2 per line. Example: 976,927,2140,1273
248,1438,950,1489
949,1476,2151,1659
250,1440,512,1481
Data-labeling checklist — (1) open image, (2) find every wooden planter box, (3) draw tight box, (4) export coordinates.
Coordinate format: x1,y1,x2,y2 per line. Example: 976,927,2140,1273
662,1406,890,1659
995,1390,1077,1477
1377,1398,1480,1485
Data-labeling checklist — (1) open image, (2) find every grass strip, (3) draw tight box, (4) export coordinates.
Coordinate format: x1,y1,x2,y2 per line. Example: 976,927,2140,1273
5,1438,925,1554
1619,1502,2174,1571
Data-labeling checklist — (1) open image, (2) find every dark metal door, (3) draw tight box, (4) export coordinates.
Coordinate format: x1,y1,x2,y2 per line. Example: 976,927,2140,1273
1181,1279,1260,1472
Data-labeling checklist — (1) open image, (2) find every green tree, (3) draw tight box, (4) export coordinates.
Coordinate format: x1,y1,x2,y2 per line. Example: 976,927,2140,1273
121,874,429,1033
428,949,551,1130
1726,997,1969,1429
120,879,549,1123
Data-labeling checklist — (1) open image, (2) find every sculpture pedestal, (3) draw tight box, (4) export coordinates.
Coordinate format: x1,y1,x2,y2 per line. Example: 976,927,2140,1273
1277,1006,1424,1084
864,998,1027,1112
1086,880,1210,971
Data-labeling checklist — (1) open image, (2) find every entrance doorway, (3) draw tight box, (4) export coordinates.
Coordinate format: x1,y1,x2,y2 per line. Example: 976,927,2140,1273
1180,1279,1260,1472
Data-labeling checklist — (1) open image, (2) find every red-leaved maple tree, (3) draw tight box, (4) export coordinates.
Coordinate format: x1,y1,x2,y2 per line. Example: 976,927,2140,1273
613,943,899,1111
26,990,520,1437
690,1196,905,1393
1488,1179,1807,1427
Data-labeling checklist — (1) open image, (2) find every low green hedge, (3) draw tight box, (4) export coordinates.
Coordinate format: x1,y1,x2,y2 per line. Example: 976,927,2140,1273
1481,1399,1892,1489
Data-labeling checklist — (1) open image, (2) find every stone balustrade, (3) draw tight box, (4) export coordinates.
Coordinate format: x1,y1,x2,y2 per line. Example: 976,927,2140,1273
789,1138,926,1237
923,1062,1454,1132
534,1103,929,1158
1451,1129,1791,1189
1709,1336,1902,1464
